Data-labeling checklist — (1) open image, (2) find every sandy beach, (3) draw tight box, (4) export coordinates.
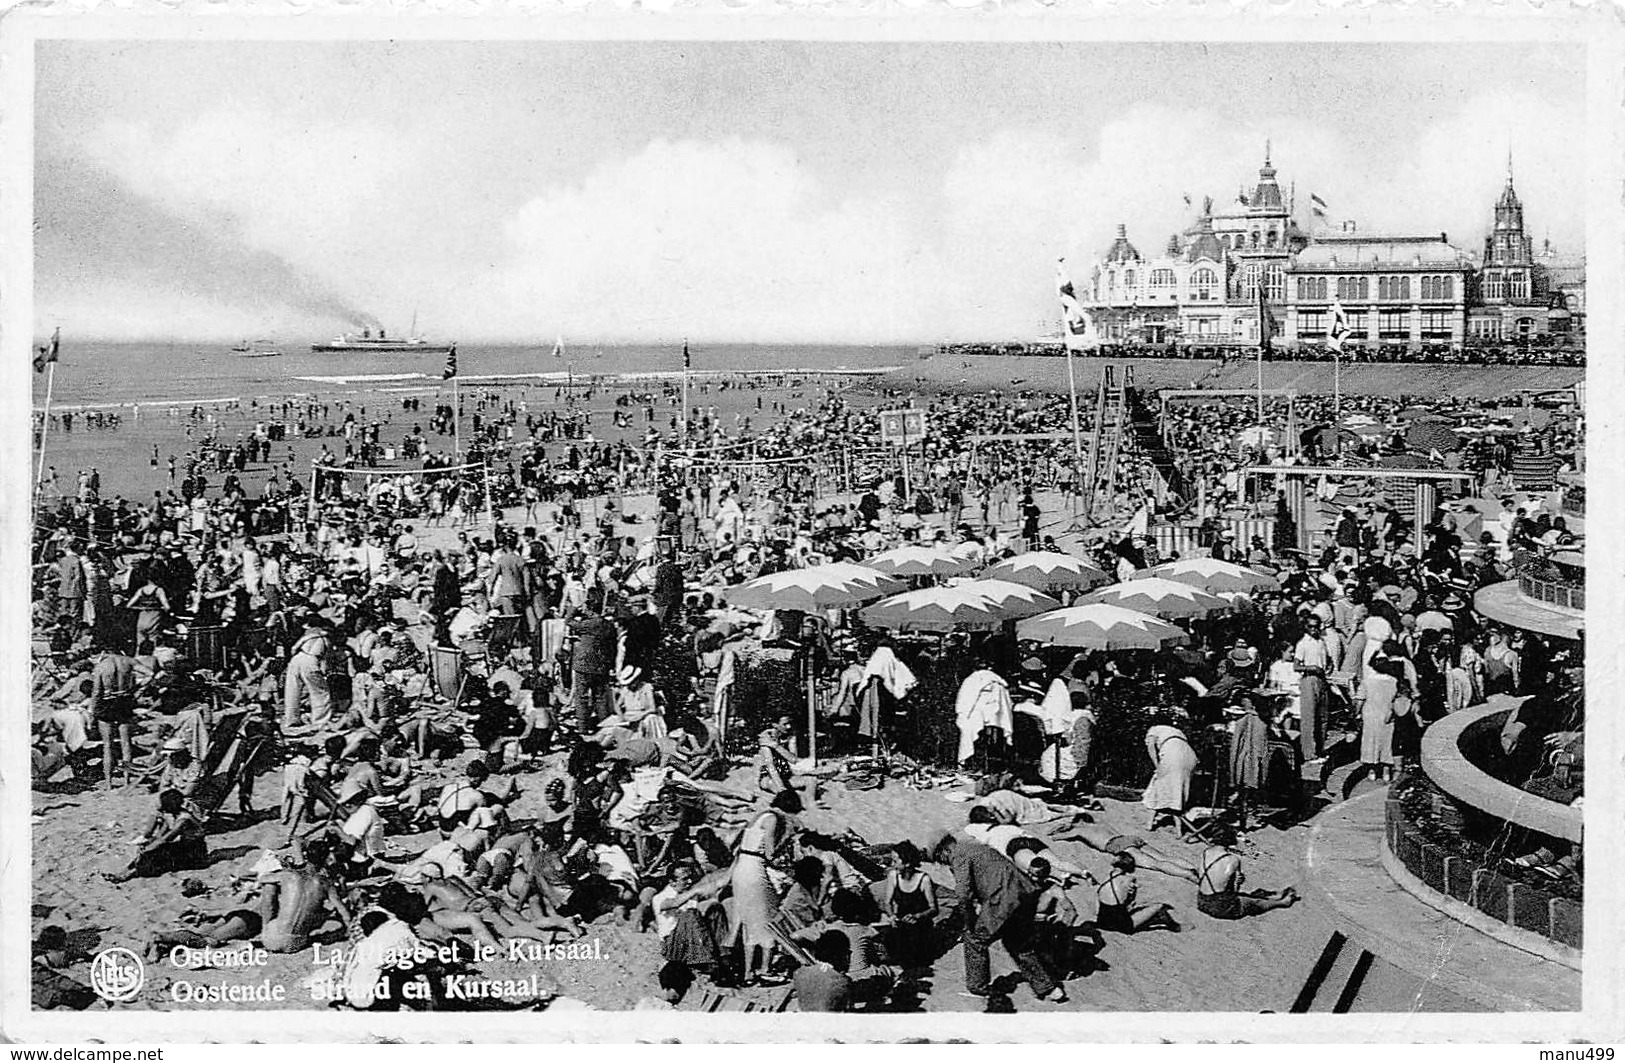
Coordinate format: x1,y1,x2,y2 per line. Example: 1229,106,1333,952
34,741,1485,1014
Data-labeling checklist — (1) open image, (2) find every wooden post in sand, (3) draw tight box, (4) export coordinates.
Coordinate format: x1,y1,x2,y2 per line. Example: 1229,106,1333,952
34,363,55,492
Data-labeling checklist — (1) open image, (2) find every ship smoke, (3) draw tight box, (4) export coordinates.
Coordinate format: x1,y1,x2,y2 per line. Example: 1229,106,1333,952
37,154,380,332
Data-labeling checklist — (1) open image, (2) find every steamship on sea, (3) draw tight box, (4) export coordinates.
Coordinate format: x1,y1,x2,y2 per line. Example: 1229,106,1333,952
311,315,453,355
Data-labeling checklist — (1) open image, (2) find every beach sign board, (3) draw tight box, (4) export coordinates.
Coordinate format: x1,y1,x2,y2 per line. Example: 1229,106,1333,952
879,408,928,446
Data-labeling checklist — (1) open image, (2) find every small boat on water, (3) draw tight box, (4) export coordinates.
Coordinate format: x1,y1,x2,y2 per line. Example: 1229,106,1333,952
231,339,283,358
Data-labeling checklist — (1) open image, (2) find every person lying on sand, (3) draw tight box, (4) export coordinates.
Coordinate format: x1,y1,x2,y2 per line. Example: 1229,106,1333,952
972,781,1099,827
144,838,355,958
1043,819,1200,885
411,867,582,949
963,806,1096,887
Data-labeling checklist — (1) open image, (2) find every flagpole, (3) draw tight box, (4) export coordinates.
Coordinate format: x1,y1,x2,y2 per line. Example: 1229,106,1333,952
35,359,56,490
1333,349,1342,459
1256,342,1263,424
1255,286,1266,424
453,375,461,460
1064,340,1085,525
681,338,691,449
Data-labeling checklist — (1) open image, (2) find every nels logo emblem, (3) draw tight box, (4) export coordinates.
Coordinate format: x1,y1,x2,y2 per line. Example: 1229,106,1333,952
89,947,146,1003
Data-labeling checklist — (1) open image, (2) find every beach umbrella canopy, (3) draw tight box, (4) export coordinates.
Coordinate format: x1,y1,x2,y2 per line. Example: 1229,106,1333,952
1081,577,1231,620
858,584,1019,633
726,562,904,612
954,579,1063,617
983,550,1110,594
1405,421,1462,452
865,544,977,578
1139,558,1281,596
1017,604,1189,651
1342,413,1379,428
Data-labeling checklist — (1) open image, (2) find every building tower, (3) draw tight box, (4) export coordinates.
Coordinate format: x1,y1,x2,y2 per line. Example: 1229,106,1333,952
1480,154,1535,306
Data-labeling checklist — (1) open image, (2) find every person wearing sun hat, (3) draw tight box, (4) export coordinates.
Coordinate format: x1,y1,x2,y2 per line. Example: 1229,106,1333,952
156,735,203,812
615,664,666,741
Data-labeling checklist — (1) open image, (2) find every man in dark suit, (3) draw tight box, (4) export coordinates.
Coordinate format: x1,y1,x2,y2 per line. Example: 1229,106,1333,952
923,827,1066,1004
569,605,617,732
428,551,461,646
56,540,86,624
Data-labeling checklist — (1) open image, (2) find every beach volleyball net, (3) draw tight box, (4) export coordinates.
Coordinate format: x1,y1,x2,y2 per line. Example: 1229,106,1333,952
307,460,494,526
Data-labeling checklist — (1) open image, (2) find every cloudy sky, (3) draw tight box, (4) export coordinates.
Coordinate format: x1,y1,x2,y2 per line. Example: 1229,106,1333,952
35,41,1582,344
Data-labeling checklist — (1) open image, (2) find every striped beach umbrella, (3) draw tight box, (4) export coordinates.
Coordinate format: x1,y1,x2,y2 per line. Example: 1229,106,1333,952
861,580,1060,633
983,550,1110,594
1405,421,1462,453
955,578,1063,617
1139,558,1281,596
865,544,977,578
859,585,1011,633
726,562,904,612
1017,604,1189,651
1082,577,1230,620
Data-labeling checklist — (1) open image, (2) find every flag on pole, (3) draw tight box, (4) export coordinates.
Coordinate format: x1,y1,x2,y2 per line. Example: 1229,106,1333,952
1055,258,1095,350
683,339,691,370
1327,300,1351,352
442,343,458,380
1257,282,1274,356
33,327,59,373
1310,192,1329,222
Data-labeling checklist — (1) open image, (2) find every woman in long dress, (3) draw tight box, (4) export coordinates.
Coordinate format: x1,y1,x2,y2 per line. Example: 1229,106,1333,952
729,789,802,985
1142,724,1197,835
1360,647,1400,781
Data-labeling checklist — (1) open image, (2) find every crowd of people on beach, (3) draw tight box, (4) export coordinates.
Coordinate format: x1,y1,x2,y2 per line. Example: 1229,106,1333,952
29,363,1585,1012
939,339,1586,368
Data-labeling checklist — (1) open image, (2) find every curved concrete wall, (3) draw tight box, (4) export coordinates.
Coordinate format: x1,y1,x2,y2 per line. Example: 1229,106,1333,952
1420,703,1581,843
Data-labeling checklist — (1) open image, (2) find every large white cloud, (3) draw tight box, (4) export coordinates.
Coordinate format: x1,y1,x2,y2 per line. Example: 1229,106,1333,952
495,137,934,343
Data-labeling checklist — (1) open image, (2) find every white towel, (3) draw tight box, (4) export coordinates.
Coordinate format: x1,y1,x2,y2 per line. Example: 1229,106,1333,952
954,669,1013,764
863,646,917,700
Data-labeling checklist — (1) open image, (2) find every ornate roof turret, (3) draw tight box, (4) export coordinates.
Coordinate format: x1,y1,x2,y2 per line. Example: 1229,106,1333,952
1104,223,1142,264
1495,154,1524,232
1249,141,1284,214
1165,233,1182,257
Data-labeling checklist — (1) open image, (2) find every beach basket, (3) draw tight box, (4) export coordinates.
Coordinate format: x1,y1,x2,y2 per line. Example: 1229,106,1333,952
187,624,228,672
430,645,463,700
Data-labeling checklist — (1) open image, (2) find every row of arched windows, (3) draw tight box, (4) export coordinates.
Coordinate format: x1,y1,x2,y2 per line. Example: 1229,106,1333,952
1222,230,1279,250
1377,276,1411,301
1297,273,1459,302
1419,276,1455,301
1105,266,1219,300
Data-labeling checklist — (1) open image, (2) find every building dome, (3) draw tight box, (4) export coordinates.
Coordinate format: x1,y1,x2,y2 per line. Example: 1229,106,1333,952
1185,213,1225,263
1104,223,1142,264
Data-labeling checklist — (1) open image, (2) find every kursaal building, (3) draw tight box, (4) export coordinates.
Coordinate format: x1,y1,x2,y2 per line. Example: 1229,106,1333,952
1079,147,1585,350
